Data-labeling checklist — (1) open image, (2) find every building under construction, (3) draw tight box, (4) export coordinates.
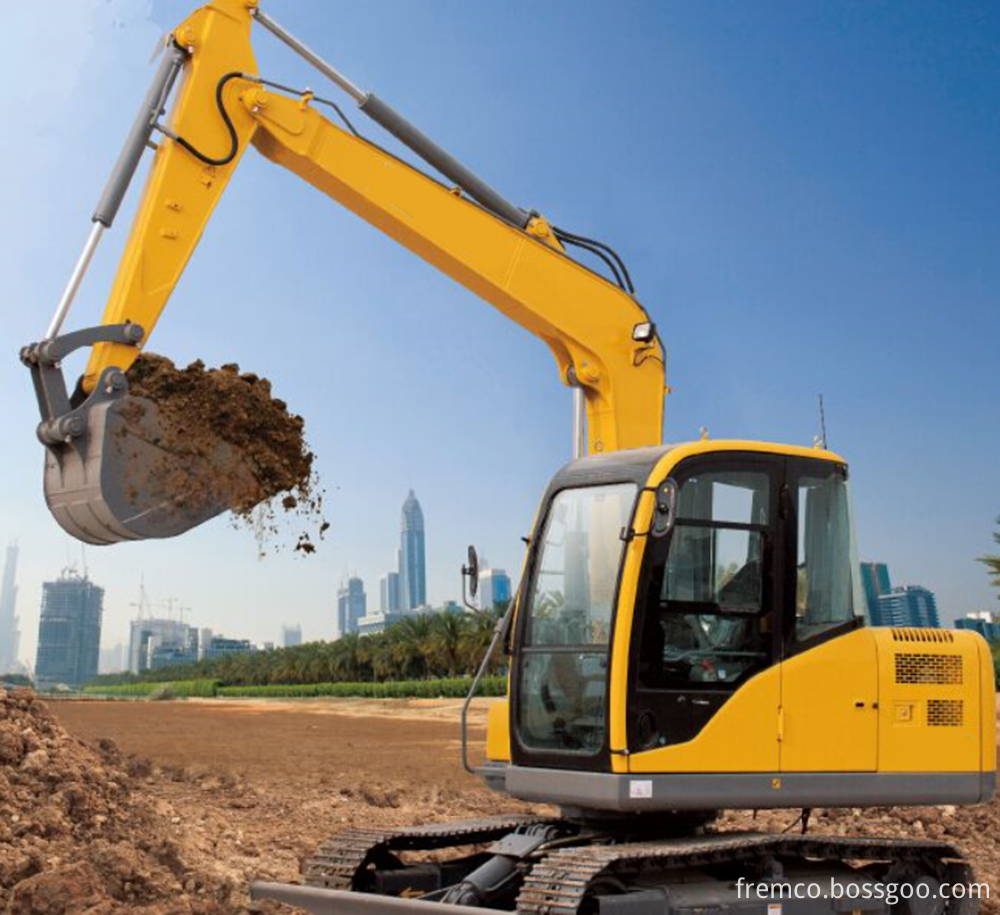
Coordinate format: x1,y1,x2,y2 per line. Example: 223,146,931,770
0,545,21,674
35,569,103,689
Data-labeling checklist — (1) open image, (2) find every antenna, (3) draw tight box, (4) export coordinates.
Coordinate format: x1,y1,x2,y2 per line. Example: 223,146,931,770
818,394,828,449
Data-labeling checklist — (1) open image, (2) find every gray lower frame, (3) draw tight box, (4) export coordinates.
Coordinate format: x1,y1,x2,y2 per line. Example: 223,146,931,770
488,765,996,811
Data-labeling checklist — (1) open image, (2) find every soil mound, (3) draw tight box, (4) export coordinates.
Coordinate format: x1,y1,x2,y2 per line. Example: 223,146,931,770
0,688,258,915
125,353,327,554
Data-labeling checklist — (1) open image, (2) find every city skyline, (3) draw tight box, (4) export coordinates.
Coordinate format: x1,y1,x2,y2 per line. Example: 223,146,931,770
1,509,996,673
338,490,432,638
2,517,997,673
1,1,997,664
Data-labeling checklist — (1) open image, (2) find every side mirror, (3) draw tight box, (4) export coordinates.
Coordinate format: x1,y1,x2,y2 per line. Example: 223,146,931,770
650,479,678,538
461,545,480,610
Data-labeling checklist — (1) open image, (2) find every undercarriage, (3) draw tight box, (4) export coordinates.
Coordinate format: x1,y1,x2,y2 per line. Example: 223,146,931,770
250,813,979,915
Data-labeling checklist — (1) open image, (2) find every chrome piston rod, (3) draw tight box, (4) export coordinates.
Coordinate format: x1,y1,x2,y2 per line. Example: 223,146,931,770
253,8,528,229
572,386,586,460
45,223,105,341
44,42,185,340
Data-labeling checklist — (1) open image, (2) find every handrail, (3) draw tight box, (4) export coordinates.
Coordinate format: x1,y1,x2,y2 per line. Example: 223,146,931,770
461,602,514,775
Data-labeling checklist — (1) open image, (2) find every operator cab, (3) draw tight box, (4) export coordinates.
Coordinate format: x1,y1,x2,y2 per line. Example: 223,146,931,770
508,441,864,772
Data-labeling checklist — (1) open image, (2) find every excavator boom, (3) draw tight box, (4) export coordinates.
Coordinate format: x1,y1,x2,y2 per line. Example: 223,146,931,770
23,0,665,544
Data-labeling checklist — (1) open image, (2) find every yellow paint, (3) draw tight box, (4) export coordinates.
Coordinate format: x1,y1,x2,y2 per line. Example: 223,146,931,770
486,699,511,762
780,629,878,772
613,447,994,782
85,0,259,389
609,441,844,775
628,664,780,772
979,637,998,773
874,628,987,773
83,3,665,453
624,622,993,778
608,486,656,759
647,439,848,481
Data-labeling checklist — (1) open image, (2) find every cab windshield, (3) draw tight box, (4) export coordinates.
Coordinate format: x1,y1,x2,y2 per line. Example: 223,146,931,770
518,483,636,754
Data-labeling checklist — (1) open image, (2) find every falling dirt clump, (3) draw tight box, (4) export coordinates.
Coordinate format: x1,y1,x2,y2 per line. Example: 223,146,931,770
0,688,253,915
125,353,327,554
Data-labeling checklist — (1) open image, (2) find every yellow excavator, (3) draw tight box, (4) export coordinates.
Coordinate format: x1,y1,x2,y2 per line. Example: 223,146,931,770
21,3,995,914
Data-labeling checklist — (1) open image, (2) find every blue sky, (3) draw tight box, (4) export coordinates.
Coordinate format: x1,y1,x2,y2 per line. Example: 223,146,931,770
1,1,997,665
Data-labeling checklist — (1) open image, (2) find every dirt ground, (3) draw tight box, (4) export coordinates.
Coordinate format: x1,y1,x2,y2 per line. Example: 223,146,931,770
51,697,495,791
43,698,536,913
38,697,1000,915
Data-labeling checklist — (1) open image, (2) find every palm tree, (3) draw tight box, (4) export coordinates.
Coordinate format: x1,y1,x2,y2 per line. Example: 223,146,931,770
333,633,364,681
426,612,467,677
459,607,505,674
392,616,435,679
980,516,1000,602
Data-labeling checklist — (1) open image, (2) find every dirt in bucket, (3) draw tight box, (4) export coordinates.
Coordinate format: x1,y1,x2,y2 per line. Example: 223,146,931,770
123,353,328,555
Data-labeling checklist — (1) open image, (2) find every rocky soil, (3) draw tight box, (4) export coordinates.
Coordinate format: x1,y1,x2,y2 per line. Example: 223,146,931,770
0,687,253,914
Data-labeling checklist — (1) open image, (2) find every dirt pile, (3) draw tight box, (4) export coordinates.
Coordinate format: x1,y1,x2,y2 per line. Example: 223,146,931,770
124,353,327,553
0,688,272,915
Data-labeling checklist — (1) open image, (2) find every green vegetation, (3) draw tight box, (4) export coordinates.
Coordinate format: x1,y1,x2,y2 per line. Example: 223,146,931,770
87,608,507,693
0,673,34,689
82,675,503,700
218,676,505,699
981,516,1000,603
83,679,220,698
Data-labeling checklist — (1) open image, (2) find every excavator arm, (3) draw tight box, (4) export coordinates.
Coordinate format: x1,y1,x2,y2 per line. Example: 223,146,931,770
23,0,666,544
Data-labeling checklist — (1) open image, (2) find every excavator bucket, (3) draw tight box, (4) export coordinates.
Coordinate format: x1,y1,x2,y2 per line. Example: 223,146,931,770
22,323,233,545
43,394,230,545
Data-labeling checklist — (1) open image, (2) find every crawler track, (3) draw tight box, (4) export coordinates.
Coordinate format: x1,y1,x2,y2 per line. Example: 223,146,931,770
304,815,558,891
306,820,972,915
517,833,966,915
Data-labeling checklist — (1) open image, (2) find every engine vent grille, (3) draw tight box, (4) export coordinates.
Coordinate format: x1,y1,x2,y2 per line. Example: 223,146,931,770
895,653,963,685
927,699,964,727
891,628,954,644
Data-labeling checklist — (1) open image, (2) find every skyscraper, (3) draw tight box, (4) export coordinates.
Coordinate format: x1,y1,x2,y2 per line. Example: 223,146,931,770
128,617,195,674
859,561,892,621
0,545,21,674
874,586,941,629
399,490,426,611
380,571,401,614
336,577,367,638
282,624,303,648
35,569,104,689
479,568,512,611
955,612,1000,642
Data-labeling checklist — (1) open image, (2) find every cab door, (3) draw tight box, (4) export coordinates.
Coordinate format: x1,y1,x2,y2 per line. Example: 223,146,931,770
625,454,784,773
778,457,877,772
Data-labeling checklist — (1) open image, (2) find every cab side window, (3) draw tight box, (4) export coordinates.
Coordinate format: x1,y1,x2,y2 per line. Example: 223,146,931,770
637,469,773,690
794,466,858,642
